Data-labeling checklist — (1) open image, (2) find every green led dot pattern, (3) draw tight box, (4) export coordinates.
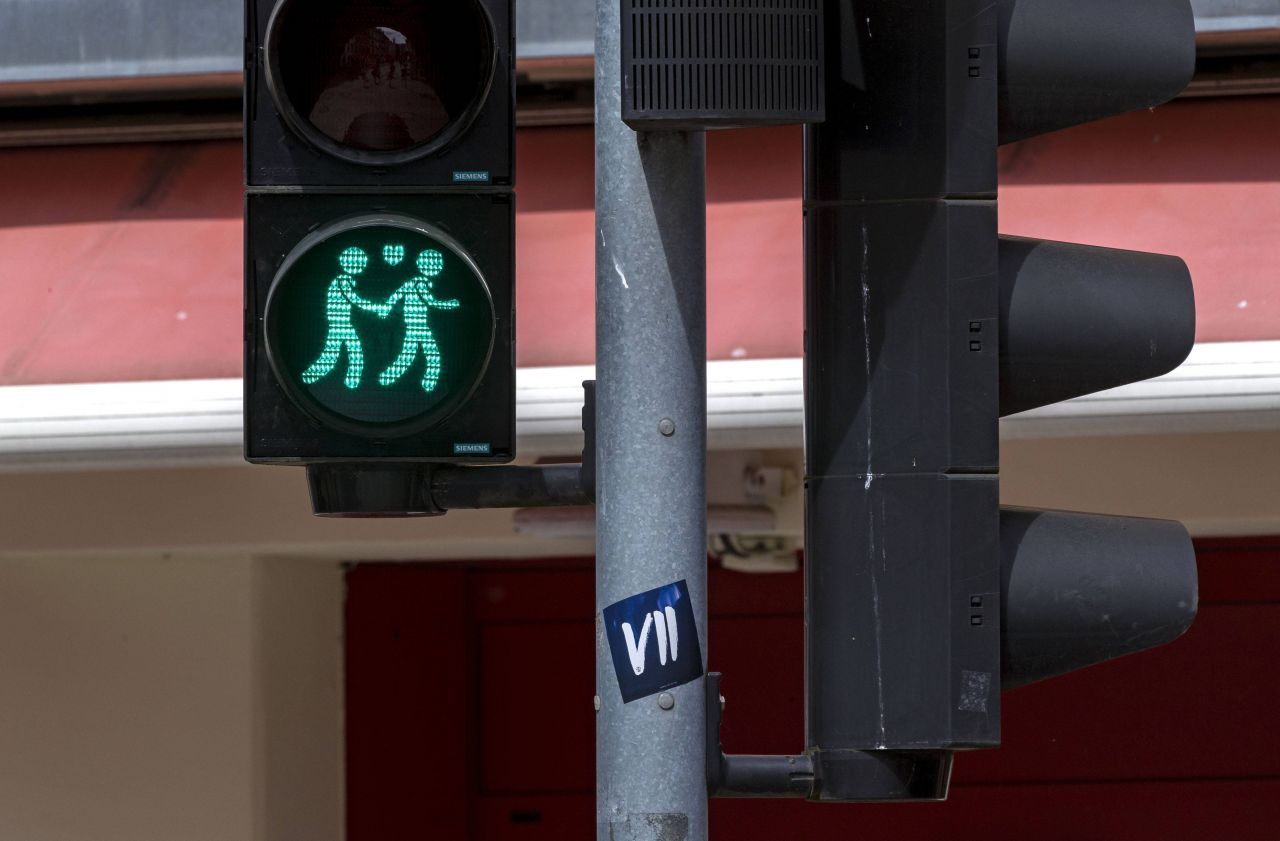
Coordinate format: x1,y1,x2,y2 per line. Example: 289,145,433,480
268,222,494,432
377,250,461,392
300,246,395,389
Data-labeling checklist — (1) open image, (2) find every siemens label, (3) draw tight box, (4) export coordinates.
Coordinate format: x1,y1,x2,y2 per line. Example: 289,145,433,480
452,171,492,184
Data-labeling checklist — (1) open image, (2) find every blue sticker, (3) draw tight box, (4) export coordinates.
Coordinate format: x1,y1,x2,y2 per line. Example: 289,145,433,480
603,579,703,703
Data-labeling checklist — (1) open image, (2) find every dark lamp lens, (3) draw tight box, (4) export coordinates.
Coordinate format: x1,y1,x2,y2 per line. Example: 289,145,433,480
270,0,493,157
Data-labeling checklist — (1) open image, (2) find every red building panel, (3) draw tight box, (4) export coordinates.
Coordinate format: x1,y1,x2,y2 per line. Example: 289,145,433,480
344,565,473,839
1,96,1276,385
345,538,1280,840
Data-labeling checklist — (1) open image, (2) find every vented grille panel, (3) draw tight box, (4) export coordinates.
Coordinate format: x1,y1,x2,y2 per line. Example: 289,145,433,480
621,0,824,129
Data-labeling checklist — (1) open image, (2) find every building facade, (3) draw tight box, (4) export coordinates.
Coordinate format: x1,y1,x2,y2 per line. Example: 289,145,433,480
0,2,1278,838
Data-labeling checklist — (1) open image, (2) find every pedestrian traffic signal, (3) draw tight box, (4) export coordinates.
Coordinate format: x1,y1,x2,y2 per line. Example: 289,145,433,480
803,0,1199,800
244,0,515,484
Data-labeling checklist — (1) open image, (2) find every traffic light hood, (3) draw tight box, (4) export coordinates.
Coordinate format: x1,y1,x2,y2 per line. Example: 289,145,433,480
997,0,1197,144
1000,508,1199,689
998,236,1196,417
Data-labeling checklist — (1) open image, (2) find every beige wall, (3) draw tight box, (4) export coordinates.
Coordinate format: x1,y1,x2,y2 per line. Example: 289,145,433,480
1001,430,1280,536
0,554,342,841
0,465,593,563
254,557,344,841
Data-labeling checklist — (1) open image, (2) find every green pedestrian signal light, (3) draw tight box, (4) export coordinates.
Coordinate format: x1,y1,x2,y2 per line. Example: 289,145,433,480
265,215,496,436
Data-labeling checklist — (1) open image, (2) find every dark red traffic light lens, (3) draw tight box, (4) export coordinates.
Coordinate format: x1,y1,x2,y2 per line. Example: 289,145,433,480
267,0,495,162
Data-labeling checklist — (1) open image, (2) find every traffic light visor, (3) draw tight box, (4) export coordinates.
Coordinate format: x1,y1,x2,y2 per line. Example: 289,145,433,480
1000,508,1198,689
264,215,496,437
265,0,496,163
996,0,1195,144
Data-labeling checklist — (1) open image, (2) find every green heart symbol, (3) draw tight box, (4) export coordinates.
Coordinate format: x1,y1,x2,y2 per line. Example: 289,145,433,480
383,244,406,266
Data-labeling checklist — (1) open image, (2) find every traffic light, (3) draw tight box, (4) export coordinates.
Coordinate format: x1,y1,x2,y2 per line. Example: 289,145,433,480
802,0,1199,800
244,0,515,505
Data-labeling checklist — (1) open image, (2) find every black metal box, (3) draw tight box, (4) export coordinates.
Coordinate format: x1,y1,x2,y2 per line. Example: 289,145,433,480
621,0,825,129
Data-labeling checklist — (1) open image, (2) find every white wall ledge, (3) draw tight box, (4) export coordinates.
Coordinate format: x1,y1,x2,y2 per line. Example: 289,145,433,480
1,341,1277,473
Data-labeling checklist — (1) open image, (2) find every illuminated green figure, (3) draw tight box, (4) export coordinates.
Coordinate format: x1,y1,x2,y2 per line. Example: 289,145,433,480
378,250,460,392
301,247,393,389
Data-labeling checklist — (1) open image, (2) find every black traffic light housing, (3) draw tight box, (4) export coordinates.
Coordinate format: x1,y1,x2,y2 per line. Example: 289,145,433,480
244,0,518,514
801,0,1199,800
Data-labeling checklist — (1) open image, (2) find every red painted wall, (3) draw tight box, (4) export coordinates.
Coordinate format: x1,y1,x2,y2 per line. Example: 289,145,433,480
345,539,1280,840
1,96,1277,385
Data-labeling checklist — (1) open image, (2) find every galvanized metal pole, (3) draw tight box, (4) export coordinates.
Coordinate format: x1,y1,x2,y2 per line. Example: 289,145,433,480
594,0,708,836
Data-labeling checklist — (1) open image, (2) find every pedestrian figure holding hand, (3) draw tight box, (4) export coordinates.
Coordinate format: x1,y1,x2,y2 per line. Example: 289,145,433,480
301,247,394,389
379,249,460,392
